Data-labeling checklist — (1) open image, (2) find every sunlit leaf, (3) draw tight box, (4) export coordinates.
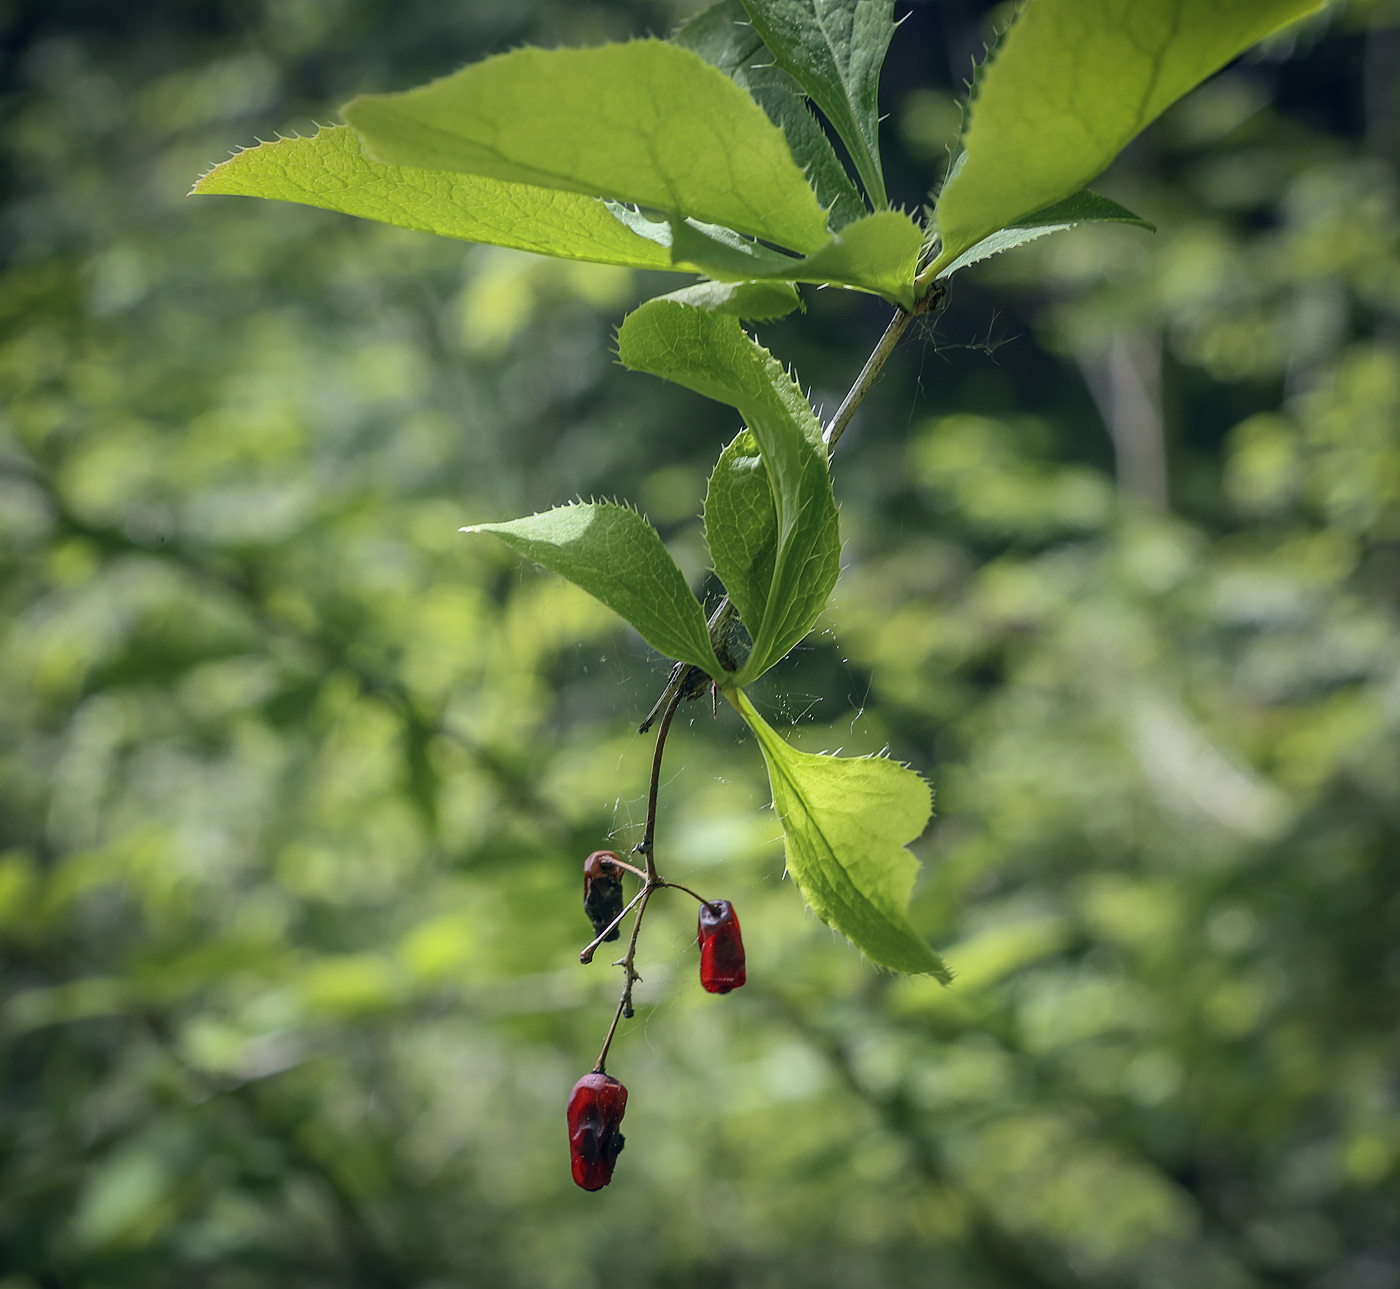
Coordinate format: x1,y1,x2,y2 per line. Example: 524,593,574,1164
932,0,1328,272
463,503,724,675
735,691,949,978
343,40,832,255
191,126,677,270
671,208,923,307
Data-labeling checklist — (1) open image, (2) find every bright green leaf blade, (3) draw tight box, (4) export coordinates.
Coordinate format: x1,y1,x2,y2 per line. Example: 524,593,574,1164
191,126,675,271
936,189,1154,279
463,503,723,675
343,40,832,255
933,0,1328,271
617,298,840,682
671,209,923,307
736,691,949,978
791,210,921,307
675,1,867,231
738,0,896,210
705,430,778,641
656,279,803,321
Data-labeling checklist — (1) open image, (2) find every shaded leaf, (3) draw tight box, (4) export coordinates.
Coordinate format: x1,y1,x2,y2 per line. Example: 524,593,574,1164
933,0,1328,272
743,66,869,231
705,429,778,646
735,691,949,978
936,189,1154,279
672,0,767,75
463,503,723,675
617,298,839,683
738,0,896,209
191,126,675,270
344,40,831,255
675,0,867,230
654,279,803,320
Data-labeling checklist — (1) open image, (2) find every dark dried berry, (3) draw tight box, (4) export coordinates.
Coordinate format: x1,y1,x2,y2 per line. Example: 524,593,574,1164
697,899,746,994
583,850,625,942
567,1071,627,1190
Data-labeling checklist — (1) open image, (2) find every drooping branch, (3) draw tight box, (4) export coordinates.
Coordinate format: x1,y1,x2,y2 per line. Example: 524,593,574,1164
639,287,948,734
591,683,685,1071
600,285,951,1070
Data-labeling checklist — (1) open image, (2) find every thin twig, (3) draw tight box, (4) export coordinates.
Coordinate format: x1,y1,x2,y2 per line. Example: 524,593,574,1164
602,855,649,882
594,882,654,1071
593,988,628,1074
822,307,915,454
579,886,648,964
591,681,687,1069
615,885,652,1020
636,687,684,881
659,880,716,908
824,283,945,455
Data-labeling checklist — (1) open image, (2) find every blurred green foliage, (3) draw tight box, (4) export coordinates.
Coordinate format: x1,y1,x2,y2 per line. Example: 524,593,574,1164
2,1,1399,1286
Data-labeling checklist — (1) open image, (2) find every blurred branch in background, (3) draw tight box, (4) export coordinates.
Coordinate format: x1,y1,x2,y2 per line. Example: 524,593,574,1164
1363,7,1400,161
1076,332,1170,511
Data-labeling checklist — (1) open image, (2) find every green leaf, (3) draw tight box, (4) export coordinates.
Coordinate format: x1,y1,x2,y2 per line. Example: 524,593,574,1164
191,126,676,271
343,40,832,256
705,430,778,647
673,0,767,74
738,0,896,210
735,691,949,978
617,298,840,683
675,0,867,231
938,13,1008,197
602,203,800,277
935,189,1155,279
463,503,723,675
932,0,1328,272
671,209,923,307
654,279,803,321
789,210,921,307
742,66,870,232
668,221,803,281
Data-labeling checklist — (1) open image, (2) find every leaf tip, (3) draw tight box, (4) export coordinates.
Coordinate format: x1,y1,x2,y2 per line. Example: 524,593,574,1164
188,146,250,197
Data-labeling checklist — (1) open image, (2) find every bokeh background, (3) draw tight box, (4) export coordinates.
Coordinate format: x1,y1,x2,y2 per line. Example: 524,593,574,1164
3,1,1399,1285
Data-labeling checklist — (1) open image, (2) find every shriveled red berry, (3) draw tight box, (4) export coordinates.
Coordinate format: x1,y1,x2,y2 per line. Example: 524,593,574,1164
697,899,746,994
567,1071,627,1190
583,851,625,942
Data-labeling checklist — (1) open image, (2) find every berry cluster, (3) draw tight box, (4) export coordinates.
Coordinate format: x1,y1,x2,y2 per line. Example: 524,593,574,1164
569,846,747,1190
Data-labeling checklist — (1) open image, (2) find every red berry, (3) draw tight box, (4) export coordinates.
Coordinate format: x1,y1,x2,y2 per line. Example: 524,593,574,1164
567,1071,627,1191
583,851,625,942
697,899,746,994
